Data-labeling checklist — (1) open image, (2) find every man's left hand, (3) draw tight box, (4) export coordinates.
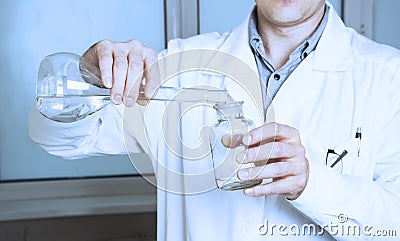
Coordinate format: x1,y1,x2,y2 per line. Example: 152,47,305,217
236,122,309,200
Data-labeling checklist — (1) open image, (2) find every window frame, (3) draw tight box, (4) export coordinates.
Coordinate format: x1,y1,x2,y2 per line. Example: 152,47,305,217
0,175,156,221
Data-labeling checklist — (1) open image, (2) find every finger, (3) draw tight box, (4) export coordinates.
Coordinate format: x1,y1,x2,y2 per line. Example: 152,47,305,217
236,142,304,164
242,122,300,146
111,49,129,105
237,161,296,181
221,134,243,148
99,51,114,88
90,40,114,88
82,42,99,66
124,50,144,107
142,47,160,100
243,176,300,198
136,84,150,106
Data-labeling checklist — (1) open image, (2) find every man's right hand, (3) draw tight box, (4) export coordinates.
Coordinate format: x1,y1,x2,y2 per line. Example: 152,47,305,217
83,39,160,107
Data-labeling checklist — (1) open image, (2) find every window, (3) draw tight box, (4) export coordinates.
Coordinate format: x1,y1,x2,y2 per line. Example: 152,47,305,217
0,0,164,181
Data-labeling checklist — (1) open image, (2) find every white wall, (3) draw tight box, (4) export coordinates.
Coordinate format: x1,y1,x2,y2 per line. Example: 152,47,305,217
0,0,164,180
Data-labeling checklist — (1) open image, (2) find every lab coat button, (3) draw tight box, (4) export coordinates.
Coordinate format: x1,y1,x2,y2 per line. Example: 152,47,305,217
273,74,280,80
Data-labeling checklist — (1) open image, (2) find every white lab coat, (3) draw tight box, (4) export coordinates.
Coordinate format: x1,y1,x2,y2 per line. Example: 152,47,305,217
29,2,400,240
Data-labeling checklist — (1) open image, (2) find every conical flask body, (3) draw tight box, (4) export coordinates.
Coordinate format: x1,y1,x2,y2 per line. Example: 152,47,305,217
36,52,111,122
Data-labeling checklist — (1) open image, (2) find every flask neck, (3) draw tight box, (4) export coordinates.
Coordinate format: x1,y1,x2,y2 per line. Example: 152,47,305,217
214,101,244,121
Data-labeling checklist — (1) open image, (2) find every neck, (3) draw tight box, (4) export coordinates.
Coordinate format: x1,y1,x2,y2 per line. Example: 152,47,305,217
257,7,325,69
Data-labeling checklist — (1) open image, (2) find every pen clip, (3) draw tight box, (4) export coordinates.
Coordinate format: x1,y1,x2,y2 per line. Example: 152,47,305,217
355,127,362,157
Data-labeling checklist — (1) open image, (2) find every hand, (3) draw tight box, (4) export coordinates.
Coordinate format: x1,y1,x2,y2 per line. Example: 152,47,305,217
236,122,309,200
82,39,160,106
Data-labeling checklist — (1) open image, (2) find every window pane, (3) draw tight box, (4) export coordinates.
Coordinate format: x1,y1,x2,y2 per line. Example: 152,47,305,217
330,0,343,18
199,0,255,34
0,0,164,180
374,0,400,49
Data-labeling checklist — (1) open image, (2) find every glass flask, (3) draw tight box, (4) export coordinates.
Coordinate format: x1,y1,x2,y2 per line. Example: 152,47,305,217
36,52,229,123
210,101,262,191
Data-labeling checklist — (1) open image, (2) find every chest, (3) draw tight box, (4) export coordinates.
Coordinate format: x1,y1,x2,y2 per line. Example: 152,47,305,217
267,60,379,179
151,56,380,181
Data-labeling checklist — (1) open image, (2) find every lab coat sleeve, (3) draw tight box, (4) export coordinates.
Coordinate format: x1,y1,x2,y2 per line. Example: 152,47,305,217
27,43,187,160
27,39,187,160
289,69,400,240
28,102,144,159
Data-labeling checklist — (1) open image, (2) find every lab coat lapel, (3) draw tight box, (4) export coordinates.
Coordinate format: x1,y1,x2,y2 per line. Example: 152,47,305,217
270,4,356,124
312,2,354,71
209,11,264,127
269,5,358,165
269,57,314,126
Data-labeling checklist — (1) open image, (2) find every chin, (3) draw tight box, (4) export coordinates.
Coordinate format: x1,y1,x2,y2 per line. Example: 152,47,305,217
269,10,304,25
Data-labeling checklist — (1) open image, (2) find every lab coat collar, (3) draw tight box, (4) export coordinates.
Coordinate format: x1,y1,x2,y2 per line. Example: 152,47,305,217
214,6,265,126
311,1,355,71
217,6,258,74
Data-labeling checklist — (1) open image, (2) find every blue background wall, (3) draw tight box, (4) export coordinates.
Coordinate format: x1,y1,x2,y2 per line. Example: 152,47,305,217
0,0,164,180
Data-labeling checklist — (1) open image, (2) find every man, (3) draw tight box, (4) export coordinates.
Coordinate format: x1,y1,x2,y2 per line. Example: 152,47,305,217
30,0,400,240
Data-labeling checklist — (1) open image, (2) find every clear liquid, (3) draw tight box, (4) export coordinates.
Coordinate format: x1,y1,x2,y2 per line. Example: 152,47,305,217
36,95,110,123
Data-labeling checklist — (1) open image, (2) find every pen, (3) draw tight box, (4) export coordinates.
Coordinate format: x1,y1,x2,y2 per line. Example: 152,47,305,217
355,127,362,157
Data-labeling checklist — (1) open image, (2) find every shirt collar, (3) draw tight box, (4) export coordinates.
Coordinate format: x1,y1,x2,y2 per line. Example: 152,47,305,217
248,7,261,47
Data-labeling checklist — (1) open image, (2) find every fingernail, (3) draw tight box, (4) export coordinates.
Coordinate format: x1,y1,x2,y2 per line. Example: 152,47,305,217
221,135,231,147
104,78,112,88
125,97,135,107
137,99,150,106
242,134,252,145
236,152,246,163
238,169,249,180
244,188,254,195
113,94,122,104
